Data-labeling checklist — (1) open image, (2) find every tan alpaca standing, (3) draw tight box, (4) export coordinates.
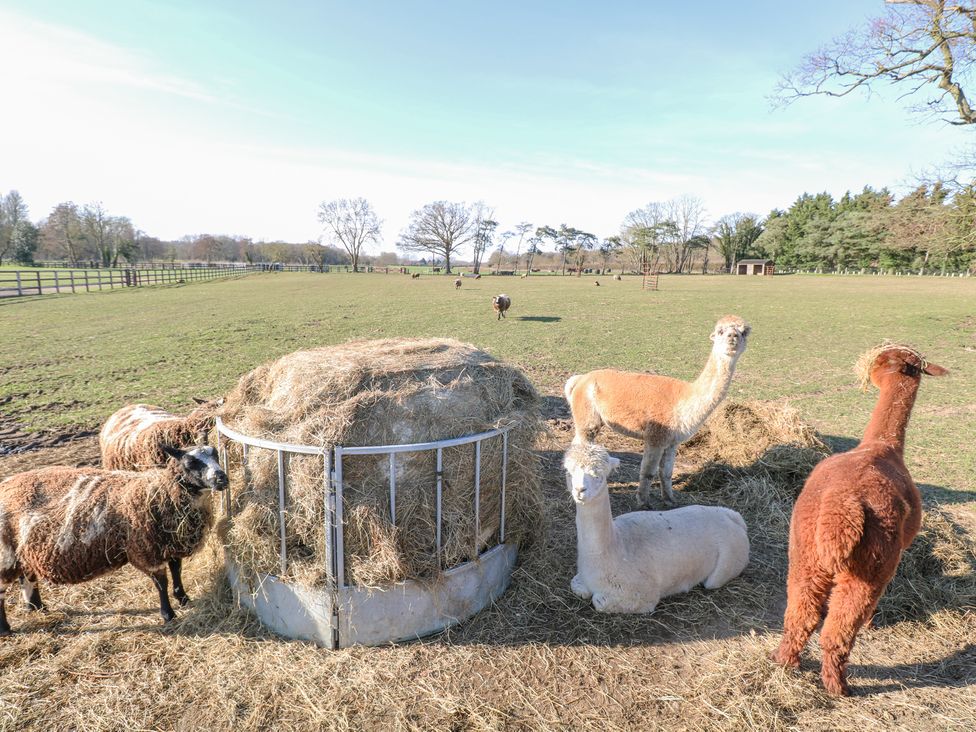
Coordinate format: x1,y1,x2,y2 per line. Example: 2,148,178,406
565,315,750,504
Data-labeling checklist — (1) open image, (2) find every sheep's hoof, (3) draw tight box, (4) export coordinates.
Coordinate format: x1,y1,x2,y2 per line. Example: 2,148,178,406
175,593,191,607
0,628,11,637
161,611,176,623
26,602,44,612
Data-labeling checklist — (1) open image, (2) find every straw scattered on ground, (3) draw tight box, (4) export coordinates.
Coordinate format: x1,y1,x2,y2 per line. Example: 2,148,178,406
0,398,972,731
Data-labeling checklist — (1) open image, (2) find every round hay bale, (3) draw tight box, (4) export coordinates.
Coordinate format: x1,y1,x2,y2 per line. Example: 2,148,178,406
221,338,544,588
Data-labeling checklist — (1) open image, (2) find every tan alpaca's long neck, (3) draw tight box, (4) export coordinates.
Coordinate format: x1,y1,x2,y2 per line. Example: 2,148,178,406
861,375,920,453
576,490,616,561
675,352,737,433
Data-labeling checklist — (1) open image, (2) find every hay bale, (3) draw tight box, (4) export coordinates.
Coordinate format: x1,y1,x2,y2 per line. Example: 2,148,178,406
680,400,829,496
221,338,543,587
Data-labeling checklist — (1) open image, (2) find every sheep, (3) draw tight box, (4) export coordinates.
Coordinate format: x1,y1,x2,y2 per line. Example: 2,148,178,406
100,397,223,471
594,280,600,286
565,315,750,505
411,272,420,279
564,442,749,613
613,274,622,281
492,294,511,320
0,445,226,634
770,344,949,696
454,278,462,290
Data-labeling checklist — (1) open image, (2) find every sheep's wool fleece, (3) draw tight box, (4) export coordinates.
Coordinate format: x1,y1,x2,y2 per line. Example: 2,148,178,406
0,466,213,584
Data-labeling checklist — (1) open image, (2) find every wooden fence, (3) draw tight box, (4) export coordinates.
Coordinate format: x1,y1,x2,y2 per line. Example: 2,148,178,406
0,266,262,299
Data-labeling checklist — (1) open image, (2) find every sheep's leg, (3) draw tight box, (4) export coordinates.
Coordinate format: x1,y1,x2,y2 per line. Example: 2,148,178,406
771,564,832,670
658,445,678,504
150,569,177,623
0,584,9,636
637,442,665,507
169,559,190,606
20,574,43,611
818,575,883,697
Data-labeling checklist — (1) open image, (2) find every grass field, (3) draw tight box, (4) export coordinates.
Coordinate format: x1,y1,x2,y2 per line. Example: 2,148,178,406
0,272,974,730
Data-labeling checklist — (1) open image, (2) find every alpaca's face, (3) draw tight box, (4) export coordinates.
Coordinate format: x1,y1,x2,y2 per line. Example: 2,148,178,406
565,457,620,504
711,316,750,359
870,348,949,387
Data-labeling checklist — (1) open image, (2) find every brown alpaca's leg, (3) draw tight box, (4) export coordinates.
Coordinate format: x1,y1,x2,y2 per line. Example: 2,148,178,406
772,564,832,669
818,574,882,696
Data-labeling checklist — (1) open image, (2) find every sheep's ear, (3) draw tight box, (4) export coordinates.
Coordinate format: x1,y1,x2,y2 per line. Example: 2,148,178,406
216,397,225,406
162,445,185,461
923,362,949,377
607,456,620,472
742,325,752,338
192,396,207,405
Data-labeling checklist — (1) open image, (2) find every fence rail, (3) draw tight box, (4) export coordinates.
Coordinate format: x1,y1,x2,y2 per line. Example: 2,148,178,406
0,265,262,298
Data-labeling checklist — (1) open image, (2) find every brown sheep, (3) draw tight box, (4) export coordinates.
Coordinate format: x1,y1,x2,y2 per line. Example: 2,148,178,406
100,398,222,470
455,278,462,290
0,446,227,633
770,345,948,696
492,294,511,320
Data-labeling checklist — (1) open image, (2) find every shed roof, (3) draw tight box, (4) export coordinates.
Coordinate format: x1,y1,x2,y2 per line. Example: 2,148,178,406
736,259,773,264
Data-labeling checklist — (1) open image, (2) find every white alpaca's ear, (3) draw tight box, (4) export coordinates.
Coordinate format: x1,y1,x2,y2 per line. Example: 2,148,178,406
607,456,620,472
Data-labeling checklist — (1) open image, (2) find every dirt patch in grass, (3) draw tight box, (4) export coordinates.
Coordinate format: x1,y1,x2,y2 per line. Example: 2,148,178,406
0,421,99,476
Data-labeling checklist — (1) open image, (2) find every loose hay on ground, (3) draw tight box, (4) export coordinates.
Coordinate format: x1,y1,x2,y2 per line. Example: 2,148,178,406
220,338,544,587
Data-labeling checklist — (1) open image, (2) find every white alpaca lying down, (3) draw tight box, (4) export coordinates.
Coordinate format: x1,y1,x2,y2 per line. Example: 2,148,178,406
564,442,750,614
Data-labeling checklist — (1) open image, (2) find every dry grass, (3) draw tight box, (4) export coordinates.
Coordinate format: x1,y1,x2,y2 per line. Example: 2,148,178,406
220,338,544,587
0,400,972,731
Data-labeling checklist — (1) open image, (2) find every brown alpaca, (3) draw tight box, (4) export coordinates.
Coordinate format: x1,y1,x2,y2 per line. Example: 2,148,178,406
100,398,222,470
0,446,227,633
565,315,750,504
771,345,948,696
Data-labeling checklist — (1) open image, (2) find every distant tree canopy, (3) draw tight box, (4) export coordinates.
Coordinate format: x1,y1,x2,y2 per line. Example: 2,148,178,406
317,197,382,272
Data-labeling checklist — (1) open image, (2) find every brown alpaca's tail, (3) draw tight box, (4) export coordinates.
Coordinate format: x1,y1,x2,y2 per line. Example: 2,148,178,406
815,492,865,573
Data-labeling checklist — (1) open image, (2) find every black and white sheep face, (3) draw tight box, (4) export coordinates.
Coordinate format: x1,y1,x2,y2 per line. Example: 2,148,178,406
163,445,228,493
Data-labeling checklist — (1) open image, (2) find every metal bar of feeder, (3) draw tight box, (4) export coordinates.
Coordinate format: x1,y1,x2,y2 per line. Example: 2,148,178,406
339,426,507,455
389,452,396,527
334,447,346,588
216,417,326,455
500,432,508,543
276,449,287,575
435,446,443,567
474,440,481,558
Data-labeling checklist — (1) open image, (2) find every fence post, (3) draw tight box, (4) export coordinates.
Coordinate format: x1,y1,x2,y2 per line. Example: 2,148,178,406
35,271,42,295
16,271,21,297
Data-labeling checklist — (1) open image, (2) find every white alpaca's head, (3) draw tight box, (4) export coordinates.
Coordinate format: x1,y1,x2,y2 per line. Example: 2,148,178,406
710,315,750,360
563,442,620,504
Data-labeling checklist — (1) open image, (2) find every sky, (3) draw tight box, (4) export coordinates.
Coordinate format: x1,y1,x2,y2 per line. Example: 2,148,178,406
0,0,970,251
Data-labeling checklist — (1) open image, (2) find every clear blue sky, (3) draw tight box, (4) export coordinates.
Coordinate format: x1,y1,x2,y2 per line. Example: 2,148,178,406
0,0,968,246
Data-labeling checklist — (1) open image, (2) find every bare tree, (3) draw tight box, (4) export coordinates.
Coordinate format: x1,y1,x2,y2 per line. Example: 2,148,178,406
317,198,382,272
81,203,113,267
777,1,976,125
470,203,497,274
397,201,475,274
511,221,533,273
665,195,708,273
41,203,85,264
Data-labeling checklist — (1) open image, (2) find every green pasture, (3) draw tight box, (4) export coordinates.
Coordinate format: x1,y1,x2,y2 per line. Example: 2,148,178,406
2,271,974,492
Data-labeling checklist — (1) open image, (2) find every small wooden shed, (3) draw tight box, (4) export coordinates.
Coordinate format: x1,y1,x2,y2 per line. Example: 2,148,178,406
734,259,774,276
